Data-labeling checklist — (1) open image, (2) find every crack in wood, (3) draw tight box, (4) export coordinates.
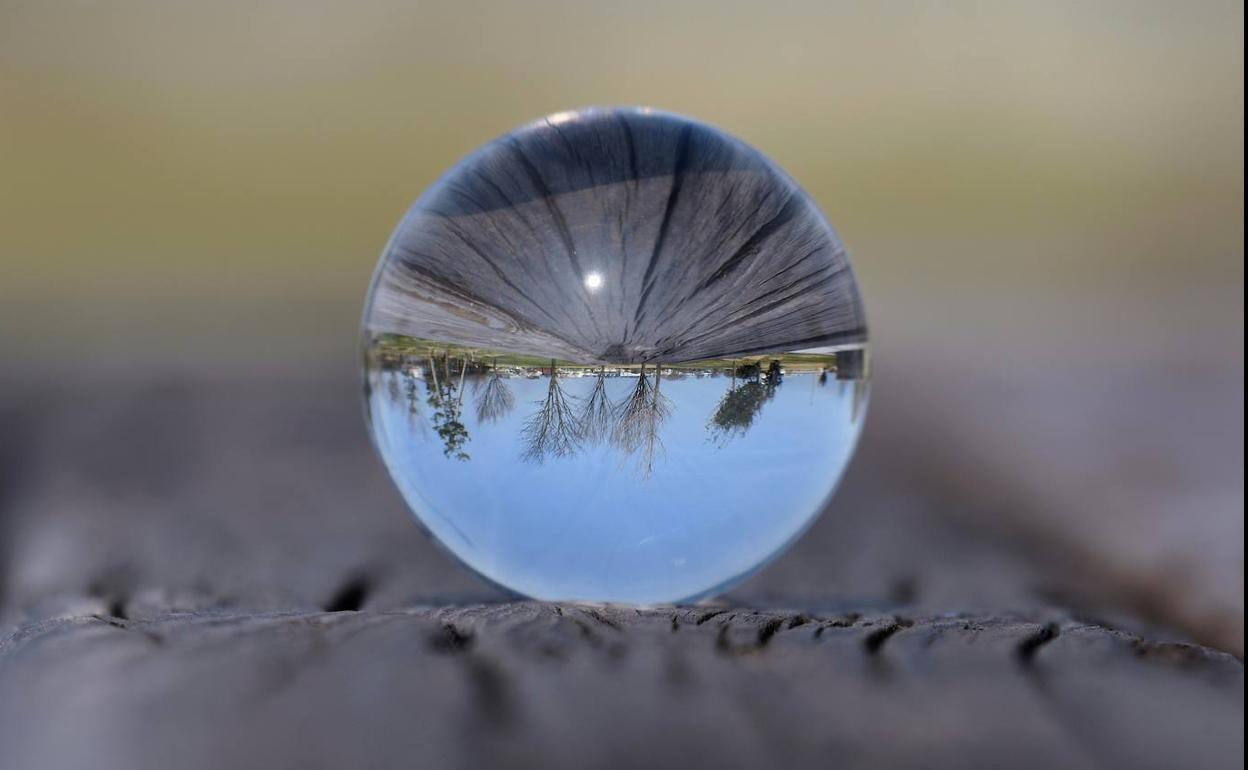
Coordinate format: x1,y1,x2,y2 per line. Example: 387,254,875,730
428,622,475,654
863,617,915,655
1017,621,1062,663
324,575,372,613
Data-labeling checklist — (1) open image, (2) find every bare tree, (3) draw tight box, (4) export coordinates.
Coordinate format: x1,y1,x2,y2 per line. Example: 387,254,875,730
578,366,614,443
611,364,673,476
637,369,673,476
521,360,583,463
475,358,516,424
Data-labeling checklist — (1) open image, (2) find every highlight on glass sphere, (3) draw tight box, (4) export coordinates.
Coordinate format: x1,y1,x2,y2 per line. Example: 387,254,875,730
362,107,869,604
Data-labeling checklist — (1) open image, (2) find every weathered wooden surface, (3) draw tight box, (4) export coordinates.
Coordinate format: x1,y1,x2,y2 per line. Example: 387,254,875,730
1,603,1241,770
0,371,1242,769
368,108,867,364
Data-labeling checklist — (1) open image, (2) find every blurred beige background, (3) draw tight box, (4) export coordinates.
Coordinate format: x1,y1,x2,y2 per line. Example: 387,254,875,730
1,2,1242,651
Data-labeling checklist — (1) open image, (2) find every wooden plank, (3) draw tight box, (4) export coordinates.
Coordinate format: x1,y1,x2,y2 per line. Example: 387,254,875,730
0,369,1241,769
365,108,867,364
0,602,1240,770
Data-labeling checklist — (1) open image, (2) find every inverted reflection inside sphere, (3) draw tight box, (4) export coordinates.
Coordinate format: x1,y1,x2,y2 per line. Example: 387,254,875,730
362,107,869,604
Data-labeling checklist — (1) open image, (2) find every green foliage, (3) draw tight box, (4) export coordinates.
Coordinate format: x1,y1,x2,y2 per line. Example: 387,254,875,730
709,381,769,438
426,356,470,461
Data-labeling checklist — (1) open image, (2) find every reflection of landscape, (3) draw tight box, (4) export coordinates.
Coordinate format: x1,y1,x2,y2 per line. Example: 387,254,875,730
368,334,869,477
358,109,873,602
366,109,868,368
366,333,868,601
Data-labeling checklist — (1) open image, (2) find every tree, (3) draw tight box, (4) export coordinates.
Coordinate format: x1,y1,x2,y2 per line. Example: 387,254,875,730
611,364,673,476
402,368,421,429
765,359,783,392
578,366,614,443
708,361,778,442
734,361,761,380
474,358,516,424
708,380,768,441
521,360,583,463
384,365,403,404
426,354,470,461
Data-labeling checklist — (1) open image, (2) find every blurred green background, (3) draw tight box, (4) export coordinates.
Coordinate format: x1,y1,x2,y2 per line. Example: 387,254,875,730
1,1,1242,650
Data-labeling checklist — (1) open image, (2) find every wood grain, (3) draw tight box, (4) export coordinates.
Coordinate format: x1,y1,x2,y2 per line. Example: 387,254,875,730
1,601,1241,770
0,368,1241,770
366,108,867,364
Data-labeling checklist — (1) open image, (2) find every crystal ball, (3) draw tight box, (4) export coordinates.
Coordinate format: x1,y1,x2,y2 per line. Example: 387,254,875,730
362,107,869,603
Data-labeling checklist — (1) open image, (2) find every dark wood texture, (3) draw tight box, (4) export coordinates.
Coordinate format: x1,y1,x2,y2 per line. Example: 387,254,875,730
2,603,1241,770
0,370,1241,769
367,108,867,364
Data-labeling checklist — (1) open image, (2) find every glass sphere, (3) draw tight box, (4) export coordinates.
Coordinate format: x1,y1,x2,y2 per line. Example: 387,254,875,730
362,107,869,604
